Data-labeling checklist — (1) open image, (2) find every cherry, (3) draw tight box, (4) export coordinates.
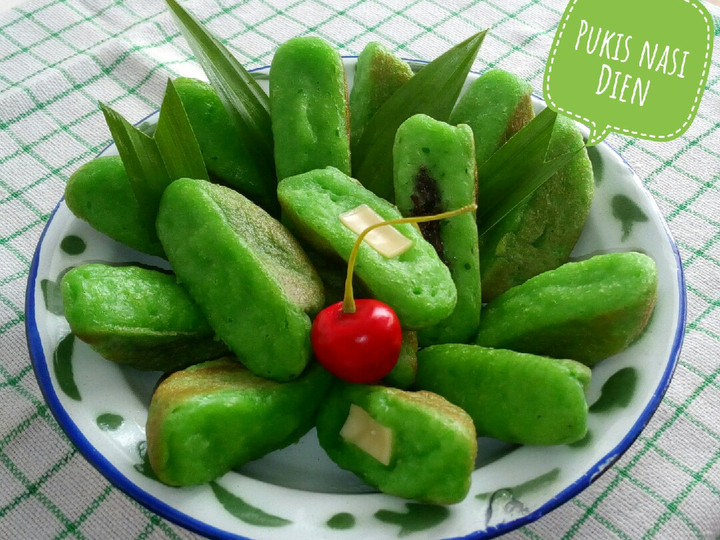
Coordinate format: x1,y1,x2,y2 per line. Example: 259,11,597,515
310,203,477,384
311,299,402,383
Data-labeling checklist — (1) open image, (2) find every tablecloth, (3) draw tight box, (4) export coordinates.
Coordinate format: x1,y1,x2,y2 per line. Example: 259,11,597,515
0,0,718,538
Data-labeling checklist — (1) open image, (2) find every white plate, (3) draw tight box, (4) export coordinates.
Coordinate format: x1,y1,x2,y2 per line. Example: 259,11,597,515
26,59,685,540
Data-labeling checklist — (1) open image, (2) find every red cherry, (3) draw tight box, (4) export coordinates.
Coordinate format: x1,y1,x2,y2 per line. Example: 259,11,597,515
311,299,402,384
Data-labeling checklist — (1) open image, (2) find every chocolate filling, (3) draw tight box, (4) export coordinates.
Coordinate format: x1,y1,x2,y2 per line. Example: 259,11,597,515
411,166,445,262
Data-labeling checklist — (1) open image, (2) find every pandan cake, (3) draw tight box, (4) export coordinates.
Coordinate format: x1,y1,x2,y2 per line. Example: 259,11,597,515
156,178,324,381
316,383,477,504
416,344,590,445
147,358,332,486
174,77,278,215
477,114,594,300
61,264,228,371
350,41,413,151
64,155,165,257
277,166,457,329
474,252,658,366
393,114,481,345
449,68,534,167
270,37,351,180
382,330,418,389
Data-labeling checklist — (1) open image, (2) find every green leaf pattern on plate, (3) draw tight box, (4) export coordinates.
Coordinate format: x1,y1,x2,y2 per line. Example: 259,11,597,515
41,264,81,316
210,481,291,527
590,367,638,413
586,145,604,184
53,333,80,401
96,413,124,431
374,503,450,537
134,441,160,481
41,279,64,316
612,194,649,240
326,512,355,530
59,235,86,255
478,468,560,526
476,467,560,502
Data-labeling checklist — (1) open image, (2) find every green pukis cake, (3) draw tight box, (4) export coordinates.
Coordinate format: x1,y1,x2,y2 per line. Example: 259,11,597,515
156,178,324,381
64,155,165,257
416,344,590,445
477,114,594,300
174,77,278,215
61,264,228,371
449,68,534,167
393,114,481,345
349,41,413,151
270,37,351,180
316,383,477,504
277,166,457,329
382,330,418,389
450,70,594,301
474,252,658,366
147,358,332,486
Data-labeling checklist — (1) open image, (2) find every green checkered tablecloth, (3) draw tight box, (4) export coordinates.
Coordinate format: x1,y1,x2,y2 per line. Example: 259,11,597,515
1,0,718,538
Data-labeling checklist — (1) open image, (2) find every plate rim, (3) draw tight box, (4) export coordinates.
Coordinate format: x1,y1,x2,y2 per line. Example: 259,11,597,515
24,59,687,540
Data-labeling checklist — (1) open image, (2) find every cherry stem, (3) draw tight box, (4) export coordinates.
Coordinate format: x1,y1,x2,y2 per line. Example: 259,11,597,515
341,203,478,314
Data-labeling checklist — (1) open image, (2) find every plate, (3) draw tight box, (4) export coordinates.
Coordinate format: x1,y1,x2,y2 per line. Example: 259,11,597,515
26,59,685,540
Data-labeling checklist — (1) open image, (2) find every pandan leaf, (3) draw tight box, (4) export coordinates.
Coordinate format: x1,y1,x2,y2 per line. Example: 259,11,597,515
101,103,170,227
164,0,274,174
477,108,585,236
101,80,209,225
352,30,487,202
154,78,209,182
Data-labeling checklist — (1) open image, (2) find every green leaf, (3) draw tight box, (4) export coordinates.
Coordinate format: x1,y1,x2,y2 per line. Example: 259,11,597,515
41,279,64,316
164,0,274,167
154,78,209,182
210,481,291,527
101,80,209,226
477,108,585,236
101,103,171,227
53,333,80,401
611,194,648,240
375,503,450,537
352,30,487,202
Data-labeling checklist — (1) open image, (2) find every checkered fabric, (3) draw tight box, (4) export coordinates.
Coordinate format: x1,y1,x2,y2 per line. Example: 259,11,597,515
0,0,718,538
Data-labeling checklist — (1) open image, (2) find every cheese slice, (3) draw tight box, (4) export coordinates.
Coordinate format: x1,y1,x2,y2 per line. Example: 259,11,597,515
339,404,393,466
339,204,413,258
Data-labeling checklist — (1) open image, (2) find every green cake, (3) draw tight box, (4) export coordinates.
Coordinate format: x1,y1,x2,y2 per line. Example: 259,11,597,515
350,41,413,151
416,344,590,445
64,155,165,257
174,77,278,215
277,166,457,329
449,68,534,167
474,252,658,366
270,37,351,180
156,178,324,381
393,114,481,345
382,330,418,389
477,114,594,300
316,383,477,504
147,358,332,486
61,264,228,371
